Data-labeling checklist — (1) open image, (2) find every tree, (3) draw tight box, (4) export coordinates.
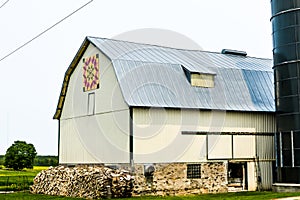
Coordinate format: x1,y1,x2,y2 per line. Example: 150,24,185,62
4,140,37,170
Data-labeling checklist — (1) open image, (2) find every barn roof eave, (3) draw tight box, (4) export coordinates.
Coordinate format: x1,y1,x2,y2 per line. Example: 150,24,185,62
53,37,90,120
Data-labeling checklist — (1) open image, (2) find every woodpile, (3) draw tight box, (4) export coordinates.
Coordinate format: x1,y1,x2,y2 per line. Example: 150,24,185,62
30,165,134,199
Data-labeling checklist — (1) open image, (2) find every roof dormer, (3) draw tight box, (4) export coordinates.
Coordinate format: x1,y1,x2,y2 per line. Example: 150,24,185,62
182,66,215,88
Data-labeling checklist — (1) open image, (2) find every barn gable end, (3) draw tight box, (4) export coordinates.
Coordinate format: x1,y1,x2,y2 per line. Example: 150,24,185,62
57,41,130,164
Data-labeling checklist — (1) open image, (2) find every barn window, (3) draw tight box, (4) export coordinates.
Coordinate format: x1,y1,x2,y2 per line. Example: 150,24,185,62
88,92,95,115
182,66,215,88
190,73,215,88
187,164,201,179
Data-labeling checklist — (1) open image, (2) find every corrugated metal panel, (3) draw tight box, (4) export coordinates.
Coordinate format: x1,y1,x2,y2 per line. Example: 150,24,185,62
256,135,275,160
259,161,274,190
85,36,275,112
223,112,276,133
60,119,99,164
60,112,130,164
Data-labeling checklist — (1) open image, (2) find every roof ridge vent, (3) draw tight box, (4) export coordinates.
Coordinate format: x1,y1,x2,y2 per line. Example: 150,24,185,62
221,49,247,56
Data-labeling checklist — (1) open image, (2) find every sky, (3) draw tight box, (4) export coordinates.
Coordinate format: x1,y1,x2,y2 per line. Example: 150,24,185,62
0,0,273,155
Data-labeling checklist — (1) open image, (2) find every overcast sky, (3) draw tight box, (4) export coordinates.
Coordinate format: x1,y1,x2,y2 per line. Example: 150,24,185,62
0,0,273,155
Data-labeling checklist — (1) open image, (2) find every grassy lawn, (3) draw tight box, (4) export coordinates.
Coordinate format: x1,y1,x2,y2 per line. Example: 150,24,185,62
0,166,48,191
1,191,300,200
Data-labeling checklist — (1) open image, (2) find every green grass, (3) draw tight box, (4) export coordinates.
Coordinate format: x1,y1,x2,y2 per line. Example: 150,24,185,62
0,192,85,199
0,166,48,191
1,191,300,200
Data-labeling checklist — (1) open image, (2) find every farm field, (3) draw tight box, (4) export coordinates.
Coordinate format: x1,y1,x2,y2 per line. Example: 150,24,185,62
1,191,300,200
0,166,48,191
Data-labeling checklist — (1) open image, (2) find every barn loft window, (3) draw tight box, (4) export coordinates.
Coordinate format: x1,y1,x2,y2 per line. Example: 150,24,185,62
87,92,95,115
187,164,201,179
182,66,215,88
190,73,215,88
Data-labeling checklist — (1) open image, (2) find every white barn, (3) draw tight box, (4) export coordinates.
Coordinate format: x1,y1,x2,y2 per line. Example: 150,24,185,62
54,36,276,194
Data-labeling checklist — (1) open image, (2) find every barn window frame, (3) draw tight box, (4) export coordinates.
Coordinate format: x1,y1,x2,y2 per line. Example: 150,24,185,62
190,72,215,88
187,164,201,179
182,66,215,88
87,92,95,115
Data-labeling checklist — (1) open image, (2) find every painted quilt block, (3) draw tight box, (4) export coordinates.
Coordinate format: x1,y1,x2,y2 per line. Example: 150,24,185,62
83,54,99,92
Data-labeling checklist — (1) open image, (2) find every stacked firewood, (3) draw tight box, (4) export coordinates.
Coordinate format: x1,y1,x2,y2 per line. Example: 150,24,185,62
30,165,134,199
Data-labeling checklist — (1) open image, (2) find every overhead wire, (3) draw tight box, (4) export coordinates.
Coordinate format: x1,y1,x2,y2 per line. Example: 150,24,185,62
0,0,9,9
0,0,93,62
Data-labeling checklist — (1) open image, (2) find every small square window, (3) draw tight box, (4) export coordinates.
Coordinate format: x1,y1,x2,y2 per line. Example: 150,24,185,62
187,164,201,179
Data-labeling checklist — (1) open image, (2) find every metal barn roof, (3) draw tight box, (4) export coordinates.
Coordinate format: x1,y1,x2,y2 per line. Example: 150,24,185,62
54,36,274,119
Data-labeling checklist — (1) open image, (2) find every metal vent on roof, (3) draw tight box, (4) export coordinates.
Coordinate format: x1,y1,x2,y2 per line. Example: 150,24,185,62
221,49,247,56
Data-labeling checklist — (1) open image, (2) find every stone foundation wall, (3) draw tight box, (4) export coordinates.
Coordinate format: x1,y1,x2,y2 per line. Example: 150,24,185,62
133,162,227,196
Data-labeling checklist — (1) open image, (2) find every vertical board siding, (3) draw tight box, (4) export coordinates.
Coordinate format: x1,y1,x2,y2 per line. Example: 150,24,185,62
256,135,275,160
60,119,98,164
222,112,276,133
259,161,274,190
60,110,130,164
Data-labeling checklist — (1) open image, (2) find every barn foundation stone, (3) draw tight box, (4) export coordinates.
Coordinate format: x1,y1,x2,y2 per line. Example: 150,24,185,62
132,162,227,196
30,162,228,198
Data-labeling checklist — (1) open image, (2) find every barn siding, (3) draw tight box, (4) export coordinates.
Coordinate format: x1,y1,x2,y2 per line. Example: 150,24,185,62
256,135,275,160
60,118,98,164
259,161,274,190
60,43,128,120
59,44,130,164
233,135,255,159
133,108,275,163
60,111,129,164
255,135,275,190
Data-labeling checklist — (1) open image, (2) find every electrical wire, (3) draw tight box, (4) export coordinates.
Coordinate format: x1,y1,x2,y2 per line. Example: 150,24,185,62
0,0,9,9
0,0,93,62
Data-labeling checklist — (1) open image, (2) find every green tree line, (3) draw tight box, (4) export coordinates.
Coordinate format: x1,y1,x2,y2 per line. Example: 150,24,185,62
0,155,58,167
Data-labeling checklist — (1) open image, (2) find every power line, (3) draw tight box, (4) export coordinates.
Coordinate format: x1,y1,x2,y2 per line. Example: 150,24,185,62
0,0,93,62
0,0,9,9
